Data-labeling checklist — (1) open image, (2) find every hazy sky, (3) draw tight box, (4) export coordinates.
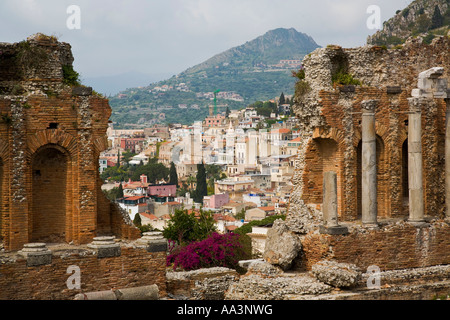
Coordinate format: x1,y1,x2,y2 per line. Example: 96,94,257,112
0,0,413,80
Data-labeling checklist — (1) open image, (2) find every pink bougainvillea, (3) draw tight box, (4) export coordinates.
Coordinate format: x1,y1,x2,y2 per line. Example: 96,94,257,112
166,232,243,271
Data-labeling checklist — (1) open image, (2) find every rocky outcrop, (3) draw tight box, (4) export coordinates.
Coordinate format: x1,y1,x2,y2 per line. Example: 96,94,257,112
367,0,449,46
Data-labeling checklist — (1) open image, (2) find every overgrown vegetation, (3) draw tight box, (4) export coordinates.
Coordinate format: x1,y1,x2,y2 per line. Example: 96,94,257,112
294,80,311,102
62,65,81,86
100,156,169,183
162,208,217,245
332,67,361,86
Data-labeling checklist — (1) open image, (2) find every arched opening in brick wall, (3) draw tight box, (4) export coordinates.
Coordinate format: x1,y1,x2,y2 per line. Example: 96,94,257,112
303,138,343,217
31,145,70,243
356,135,388,219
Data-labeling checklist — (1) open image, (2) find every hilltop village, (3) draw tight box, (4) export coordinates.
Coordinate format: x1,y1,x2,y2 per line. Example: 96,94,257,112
100,101,299,250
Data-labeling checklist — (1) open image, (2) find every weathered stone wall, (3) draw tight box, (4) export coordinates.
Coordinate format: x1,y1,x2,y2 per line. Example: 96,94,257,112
300,220,450,271
166,267,240,300
0,243,167,300
289,36,450,224
268,36,450,276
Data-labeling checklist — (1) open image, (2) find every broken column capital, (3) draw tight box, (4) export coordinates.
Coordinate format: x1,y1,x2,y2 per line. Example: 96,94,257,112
360,99,379,113
18,243,52,267
407,97,425,112
87,236,121,258
418,67,444,79
135,231,168,253
414,67,448,99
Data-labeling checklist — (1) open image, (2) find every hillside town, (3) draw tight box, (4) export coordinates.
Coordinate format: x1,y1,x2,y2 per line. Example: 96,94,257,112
100,98,297,249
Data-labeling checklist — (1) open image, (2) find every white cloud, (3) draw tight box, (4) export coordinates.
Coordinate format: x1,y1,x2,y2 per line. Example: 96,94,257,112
0,0,412,78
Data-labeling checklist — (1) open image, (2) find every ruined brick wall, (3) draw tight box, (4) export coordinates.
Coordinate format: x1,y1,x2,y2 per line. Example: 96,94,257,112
0,34,140,251
300,221,450,272
0,246,167,300
276,36,450,273
289,36,450,223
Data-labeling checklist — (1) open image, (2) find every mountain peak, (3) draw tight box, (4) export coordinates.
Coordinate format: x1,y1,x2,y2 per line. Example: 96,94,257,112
181,27,320,76
109,28,320,127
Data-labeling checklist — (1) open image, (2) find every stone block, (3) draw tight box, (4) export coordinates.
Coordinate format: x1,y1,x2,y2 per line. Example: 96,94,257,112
386,86,402,94
26,251,52,267
18,243,53,267
136,232,168,253
263,219,301,271
319,225,349,235
88,236,121,258
72,86,92,96
411,88,423,97
147,240,168,253
418,67,444,79
311,260,362,288
97,245,121,258
339,85,355,93
74,290,117,300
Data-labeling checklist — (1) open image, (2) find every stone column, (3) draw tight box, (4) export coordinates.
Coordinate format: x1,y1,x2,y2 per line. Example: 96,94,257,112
319,171,348,235
407,97,425,223
361,100,378,227
322,171,339,227
445,98,450,221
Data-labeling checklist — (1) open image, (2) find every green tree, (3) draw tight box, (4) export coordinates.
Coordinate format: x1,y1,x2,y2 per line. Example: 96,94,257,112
121,151,136,164
194,162,207,203
100,166,128,182
169,162,178,186
117,182,124,198
162,208,216,245
103,187,120,201
130,159,169,183
235,208,246,220
116,150,121,168
431,5,444,29
279,92,285,105
133,213,142,227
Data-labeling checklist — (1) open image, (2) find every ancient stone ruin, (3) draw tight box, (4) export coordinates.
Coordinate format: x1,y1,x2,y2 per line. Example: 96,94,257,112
166,37,450,301
1,34,449,300
263,36,450,276
0,35,168,300
0,34,141,251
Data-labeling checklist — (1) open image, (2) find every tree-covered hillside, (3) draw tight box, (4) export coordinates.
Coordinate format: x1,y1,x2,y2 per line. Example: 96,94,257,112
109,28,321,128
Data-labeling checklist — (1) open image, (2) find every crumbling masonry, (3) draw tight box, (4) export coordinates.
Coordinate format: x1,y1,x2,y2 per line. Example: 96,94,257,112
266,36,450,273
0,35,168,300
0,34,141,251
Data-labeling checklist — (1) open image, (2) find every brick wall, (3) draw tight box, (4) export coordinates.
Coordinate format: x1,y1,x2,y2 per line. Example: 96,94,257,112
0,246,167,300
0,36,141,250
290,37,450,222
300,221,450,272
